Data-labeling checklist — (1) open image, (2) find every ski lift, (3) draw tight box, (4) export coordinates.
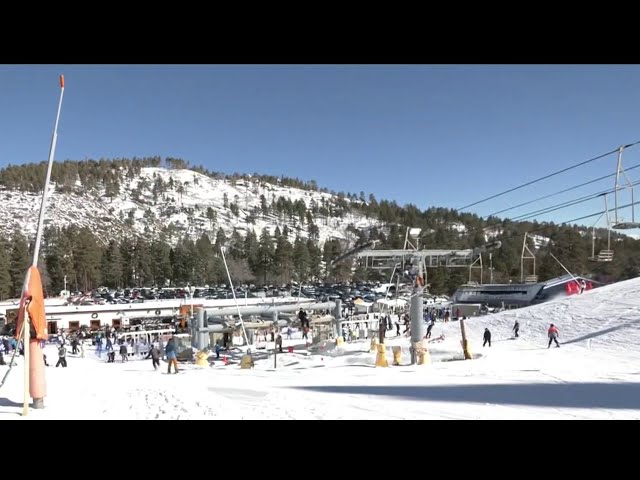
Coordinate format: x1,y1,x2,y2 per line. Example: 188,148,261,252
589,194,614,262
612,145,640,230
521,233,538,283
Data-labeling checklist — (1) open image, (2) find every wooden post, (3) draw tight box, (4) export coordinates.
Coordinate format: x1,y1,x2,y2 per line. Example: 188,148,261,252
460,318,473,360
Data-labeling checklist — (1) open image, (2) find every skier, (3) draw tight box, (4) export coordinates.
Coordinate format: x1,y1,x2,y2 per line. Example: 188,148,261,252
513,320,520,338
548,324,560,348
483,328,492,347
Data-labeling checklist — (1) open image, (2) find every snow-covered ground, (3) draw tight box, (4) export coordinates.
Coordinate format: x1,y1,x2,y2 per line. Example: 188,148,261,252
2,277,640,420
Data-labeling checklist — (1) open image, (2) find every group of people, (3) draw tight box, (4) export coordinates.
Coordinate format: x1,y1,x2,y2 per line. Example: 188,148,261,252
481,321,560,348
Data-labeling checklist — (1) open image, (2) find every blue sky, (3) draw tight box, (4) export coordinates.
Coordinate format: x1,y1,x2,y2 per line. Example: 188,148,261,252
2,64,640,229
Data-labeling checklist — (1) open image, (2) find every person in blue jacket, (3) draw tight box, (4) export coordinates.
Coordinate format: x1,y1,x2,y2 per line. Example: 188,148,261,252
165,336,179,374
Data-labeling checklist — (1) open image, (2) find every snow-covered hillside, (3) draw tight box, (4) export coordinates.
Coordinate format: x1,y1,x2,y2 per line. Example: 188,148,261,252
0,167,381,245
461,275,640,353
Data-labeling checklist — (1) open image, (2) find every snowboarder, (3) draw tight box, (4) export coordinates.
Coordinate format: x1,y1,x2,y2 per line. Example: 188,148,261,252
426,320,434,339
513,320,520,338
483,328,492,347
548,324,560,348
119,342,128,362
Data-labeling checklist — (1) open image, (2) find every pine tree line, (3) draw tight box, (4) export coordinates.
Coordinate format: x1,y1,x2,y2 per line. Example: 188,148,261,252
0,225,362,299
1,218,639,301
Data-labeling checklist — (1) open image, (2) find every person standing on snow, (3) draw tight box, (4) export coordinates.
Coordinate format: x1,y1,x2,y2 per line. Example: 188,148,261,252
56,344,67,367
483,328,492,347
165,336,179,374
513,320,520,338
119,341,128,362
150,344,160,370
548,324,560,348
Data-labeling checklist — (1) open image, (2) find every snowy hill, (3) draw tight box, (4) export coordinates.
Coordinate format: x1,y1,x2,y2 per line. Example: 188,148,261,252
459,276,640,353
0,167,381,245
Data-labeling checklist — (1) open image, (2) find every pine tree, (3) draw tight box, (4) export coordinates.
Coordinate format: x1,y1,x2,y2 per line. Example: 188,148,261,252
120,237,135,287
256,228,275,284
244,231,259,276
133,237,152,287
9,232,31,297
73,228,103,291
170,237,195,286
260,194,268,216
102,240,123,288
274,235,293,282
307,239,322,280
206,207,217,229
322,240,335,280
194,233,216,285
0,240,12,300
229,230,244,260
214,227,227,253
293,237,310,281
150,239,172,287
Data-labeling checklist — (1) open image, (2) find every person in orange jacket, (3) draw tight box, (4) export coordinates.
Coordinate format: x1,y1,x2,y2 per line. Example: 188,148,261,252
548,324,560,348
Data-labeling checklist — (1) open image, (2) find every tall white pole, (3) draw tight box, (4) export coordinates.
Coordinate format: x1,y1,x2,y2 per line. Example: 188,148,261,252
220,246,250,347
22,75,64,416
32,75,65,267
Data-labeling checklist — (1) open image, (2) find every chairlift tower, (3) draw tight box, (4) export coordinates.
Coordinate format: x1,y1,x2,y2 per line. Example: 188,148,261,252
520,233,538,283
613,145,640,230
351,227,501,364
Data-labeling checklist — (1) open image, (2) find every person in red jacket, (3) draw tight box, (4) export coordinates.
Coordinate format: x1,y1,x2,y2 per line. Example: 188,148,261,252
548,324,560,348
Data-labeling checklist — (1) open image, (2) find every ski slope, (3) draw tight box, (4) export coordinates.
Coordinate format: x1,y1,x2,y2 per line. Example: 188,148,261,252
2,277,640,420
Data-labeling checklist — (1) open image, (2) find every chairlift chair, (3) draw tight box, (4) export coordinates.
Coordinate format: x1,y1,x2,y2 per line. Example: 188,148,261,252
589,195,614,262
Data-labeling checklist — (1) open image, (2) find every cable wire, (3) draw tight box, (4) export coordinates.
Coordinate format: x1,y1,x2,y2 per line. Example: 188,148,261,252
486,163,640,218
457,141,640,211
